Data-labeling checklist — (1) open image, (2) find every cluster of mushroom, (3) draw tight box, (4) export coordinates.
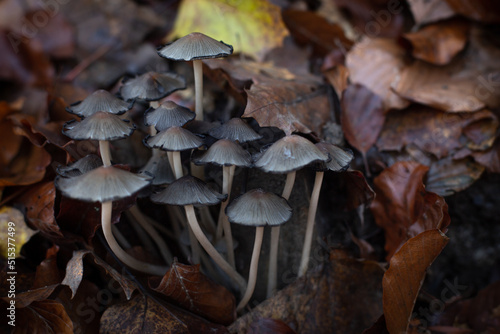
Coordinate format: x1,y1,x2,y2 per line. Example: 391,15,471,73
55,32,354,312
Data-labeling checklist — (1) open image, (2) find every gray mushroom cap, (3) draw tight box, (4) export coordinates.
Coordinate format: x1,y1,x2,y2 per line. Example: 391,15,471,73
157,32,233,61
57,154,103,177
55,166,151,202
192,139,252,167
208,118,262,143
63,111,135,141
226,189,292,227
139,151,175,185
66,90,131,118
313,142,353,172
254,135,329,173
144,126,203,151
151,175,226,206
145,101,195,131
120,72,186,102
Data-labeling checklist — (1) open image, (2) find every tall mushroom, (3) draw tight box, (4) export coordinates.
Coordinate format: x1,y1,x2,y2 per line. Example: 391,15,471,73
226,189,292,311
298,142,353,277
157,32,233,121
254,134,328,297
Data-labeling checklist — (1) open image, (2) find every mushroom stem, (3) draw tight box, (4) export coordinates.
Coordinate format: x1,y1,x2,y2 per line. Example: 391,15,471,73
99,140,112,167
184,204,247,292
216,165,235,268
193,59,204,121
267,171,296,298
298,171,324,277
172,151,183,179
167,151,175,175
101,201,167,276
236,226,264,312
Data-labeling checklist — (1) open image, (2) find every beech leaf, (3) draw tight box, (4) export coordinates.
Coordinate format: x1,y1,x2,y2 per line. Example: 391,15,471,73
15,299,73,334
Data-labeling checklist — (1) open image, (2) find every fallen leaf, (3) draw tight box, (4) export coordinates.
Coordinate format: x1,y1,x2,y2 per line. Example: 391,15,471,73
0,206,37,258
370,161,450,260
168,0,289,61
393,26,500,112
346,37,409,111
472,137,500,172
426,157,485,196
10,284,59,308
462,112,499,151
282,9,353,58
444,0,500,23
341,83,385,160
248,318,297,334
403,18,469,65
243,77,330,136
322,64,349,98
383,230,449,334
0,101,23,167
15,299,73,334
150,260,236,325
229,250,384,334
406,0,455,26
0,142,51,187
100,295,229,334
343,170,376,210
32,245,60,289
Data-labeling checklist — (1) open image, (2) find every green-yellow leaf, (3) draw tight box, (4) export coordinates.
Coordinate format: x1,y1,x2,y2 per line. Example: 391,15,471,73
0,206,37,258
168,0,289,61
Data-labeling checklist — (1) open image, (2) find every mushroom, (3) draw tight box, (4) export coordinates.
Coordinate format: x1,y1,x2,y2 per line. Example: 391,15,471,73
192,139,252,268
226,189,292,311
254,134,328,297
298,142,353,277
55,166,165,275
144,100,195,132
57,154,103,177
157,32,233,121
66,89,132,118
208,118,263,144
151,175,247,292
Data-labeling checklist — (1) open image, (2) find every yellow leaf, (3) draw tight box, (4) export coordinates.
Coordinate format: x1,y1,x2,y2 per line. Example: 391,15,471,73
168,0,289,61
0,206,37,258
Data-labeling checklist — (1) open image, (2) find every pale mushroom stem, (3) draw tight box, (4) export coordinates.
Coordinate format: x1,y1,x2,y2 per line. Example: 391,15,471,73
172,151,201,264
267,171,296,298
237,226,264,312
167,151,175,175
101,201,167,276
193,59,204,121
298,171,324,277
216,165,236,268
99,140,112,167
184,204,247,292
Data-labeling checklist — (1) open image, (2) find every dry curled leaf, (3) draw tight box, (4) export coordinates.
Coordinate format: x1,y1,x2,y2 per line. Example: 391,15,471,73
14,299,74,334
383,230,449,334
150,260,236,325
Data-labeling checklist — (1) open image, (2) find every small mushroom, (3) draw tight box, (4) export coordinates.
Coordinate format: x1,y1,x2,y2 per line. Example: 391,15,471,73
57,154,103,177
144,100,195,132
208,118,262,143
66,89,132,118
119,71,186,104
157,32,233,120
226,189,292,311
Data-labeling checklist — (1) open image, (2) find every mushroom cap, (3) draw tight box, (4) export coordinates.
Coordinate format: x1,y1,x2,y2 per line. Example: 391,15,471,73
192,139,252,167
63,111,135,141
119,72,186,102
313,142,353,172
144,126,203,151
208,118,262,143
151,175,226,206
57,154,103,177
254,135,329,173
139,151,175,185
157,32,233,61
55,166,151,202
66,89,132,118
226,189,292,227
145,101,195,131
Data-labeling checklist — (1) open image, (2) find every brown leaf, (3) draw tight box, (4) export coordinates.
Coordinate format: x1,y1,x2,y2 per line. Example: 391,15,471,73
282,9,353,58
444,0,500,23
32,245,61,289
243,77,330,136
322,64,349,98
0,143,51,187
341,83,385,156
343,170,376,210
403,18,469,65
9,284,59,308
383,230,449,334
0,101,23,167
15,299,73,334
426,157,485,196
393,26,500,112
346,37,410,111
100,295,229,334
229,250,385,334
472,137,500,172
406,0,455,26
150,260,236,325
371,161,450,260
248,318,297,334
377,106,496,159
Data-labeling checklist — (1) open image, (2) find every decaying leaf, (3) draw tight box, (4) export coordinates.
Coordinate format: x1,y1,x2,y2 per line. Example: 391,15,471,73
371,161,450,260
32,245,61,289
472,137,500,172
15,299,74,334
444,0,500,23
406,0,455,26
343,170,376,210
229,250,384,334
346,37,409,111
426,157,485,196
150,260,236,325
168,0,289,61
383,230,449,334
0,206,37,258
0,143,51,187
